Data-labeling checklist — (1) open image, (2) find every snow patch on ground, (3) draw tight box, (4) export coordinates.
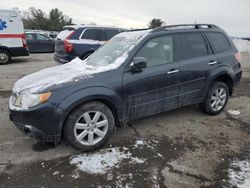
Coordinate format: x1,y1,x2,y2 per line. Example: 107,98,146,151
70,147,145,174
227,110,241,116
228,159,250,188
232,39,250,53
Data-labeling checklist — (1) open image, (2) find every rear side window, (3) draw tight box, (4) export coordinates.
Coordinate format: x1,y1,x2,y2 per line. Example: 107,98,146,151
81,29,105,41
178,33,208,60
104,29,120,40
36,34,49,40
25,33,35,40
205,32,231,53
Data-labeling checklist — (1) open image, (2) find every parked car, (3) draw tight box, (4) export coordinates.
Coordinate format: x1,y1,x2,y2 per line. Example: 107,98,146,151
9,24,242,151
0,8,29,64
25,32,55,53
54,25,125,63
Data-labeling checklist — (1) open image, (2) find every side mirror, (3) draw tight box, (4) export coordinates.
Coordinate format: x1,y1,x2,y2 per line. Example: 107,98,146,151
130,57,147,73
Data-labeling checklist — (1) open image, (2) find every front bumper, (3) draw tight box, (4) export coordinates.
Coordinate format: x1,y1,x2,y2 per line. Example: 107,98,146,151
9,103,65,143
12,122,61,143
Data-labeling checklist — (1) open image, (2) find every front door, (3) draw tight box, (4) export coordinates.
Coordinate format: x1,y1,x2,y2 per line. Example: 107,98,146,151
122,35,180,120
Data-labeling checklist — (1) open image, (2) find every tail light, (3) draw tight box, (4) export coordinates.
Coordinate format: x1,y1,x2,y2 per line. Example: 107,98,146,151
64,31,75,52
235,52,241,63
64,40,73,52
21,34,28,48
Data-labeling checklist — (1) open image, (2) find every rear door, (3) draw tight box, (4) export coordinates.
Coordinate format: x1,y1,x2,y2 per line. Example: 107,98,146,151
177,32,217,106
123,35,180,120
35,33,54,52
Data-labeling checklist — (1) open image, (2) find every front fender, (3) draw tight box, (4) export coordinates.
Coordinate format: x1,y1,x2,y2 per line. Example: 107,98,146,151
58,86,124,127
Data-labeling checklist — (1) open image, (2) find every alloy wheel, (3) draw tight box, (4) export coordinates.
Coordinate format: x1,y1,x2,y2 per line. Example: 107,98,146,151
210,87,227,112
74,111,109,146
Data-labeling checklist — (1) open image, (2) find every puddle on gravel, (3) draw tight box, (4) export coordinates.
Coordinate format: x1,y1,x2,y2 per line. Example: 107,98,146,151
0,90,11,98
32,142,56,152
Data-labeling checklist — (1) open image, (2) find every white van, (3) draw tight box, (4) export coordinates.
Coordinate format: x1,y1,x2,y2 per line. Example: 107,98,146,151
0,8,29,64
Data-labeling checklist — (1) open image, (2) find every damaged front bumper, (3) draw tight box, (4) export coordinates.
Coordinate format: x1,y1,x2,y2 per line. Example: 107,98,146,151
9,103,65,143
12,122,61,143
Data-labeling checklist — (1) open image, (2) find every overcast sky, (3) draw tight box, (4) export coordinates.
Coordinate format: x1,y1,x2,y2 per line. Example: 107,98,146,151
2,0,250,37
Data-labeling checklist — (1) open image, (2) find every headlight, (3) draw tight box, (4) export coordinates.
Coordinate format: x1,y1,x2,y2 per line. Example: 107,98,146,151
14,92,51,109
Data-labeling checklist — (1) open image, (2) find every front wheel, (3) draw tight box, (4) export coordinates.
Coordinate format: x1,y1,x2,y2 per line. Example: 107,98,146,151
64,101,115,151
199,81,229,115
0,50,11,65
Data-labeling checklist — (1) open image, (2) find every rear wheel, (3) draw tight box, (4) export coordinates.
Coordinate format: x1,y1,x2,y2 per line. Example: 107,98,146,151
0,50,11,65
64,101,115,151
199,81,229,115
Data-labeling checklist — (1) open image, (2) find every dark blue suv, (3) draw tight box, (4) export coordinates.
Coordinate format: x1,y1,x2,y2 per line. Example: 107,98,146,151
9,24,242,151
54,25,125,63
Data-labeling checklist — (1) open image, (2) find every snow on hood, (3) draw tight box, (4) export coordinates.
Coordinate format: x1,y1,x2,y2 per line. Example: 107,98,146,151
232,38,250,53
13,30,150,94
13,57,119,94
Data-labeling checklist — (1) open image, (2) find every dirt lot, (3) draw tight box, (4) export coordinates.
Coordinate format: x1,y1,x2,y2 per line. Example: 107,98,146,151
0,53,249,188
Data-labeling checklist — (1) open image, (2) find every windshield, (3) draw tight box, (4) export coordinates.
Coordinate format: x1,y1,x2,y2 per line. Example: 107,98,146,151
86,30,150,67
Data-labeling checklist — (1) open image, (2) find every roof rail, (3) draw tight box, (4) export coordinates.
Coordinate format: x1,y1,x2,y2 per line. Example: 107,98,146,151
152,24,220,33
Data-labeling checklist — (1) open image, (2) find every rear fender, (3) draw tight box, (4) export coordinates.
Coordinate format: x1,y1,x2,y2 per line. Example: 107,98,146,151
203,66,234,98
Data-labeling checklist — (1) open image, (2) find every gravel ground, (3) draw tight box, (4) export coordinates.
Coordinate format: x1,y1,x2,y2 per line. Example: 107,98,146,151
0,53,249,188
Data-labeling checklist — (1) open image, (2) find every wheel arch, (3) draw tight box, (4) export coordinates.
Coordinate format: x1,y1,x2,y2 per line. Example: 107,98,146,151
58,88,124,136
0,46,12,55
205,67,234,97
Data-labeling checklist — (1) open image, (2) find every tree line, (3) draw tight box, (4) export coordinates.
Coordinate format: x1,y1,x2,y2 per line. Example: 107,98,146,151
22,7,73,31
22,7,164,31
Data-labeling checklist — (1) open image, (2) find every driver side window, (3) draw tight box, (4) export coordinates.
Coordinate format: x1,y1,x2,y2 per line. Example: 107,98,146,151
135,35,174,67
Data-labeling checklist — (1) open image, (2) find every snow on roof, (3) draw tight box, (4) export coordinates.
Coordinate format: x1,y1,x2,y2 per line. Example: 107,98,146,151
232,38,250,53
56,30,73,40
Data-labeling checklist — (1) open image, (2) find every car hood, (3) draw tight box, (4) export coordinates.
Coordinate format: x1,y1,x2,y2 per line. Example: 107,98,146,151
13,57,124,94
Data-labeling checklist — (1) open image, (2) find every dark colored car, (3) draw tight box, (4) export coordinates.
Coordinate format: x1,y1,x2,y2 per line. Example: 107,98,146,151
54,25,125,63
9,24,242,151
25,32,55,53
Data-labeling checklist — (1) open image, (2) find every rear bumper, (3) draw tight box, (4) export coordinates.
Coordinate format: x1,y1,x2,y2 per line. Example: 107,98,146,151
233,70,242,86
54,53,72,64
9,47,29,57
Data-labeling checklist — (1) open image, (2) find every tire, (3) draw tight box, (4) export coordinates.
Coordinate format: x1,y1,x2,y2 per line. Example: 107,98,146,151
199,81,229,115
64,101,115,151
0,49,11,65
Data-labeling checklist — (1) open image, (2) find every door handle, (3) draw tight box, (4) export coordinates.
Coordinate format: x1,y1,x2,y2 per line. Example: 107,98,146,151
167,69,179,74
208,61,217,65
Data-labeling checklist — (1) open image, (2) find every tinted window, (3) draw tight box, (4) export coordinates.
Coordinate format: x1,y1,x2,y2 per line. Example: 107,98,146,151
205,32,231,53
104,29,120,40
135,35,174,67
81,29,104,41
36,34,49,40
179,33,208,60
25,33,35,40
